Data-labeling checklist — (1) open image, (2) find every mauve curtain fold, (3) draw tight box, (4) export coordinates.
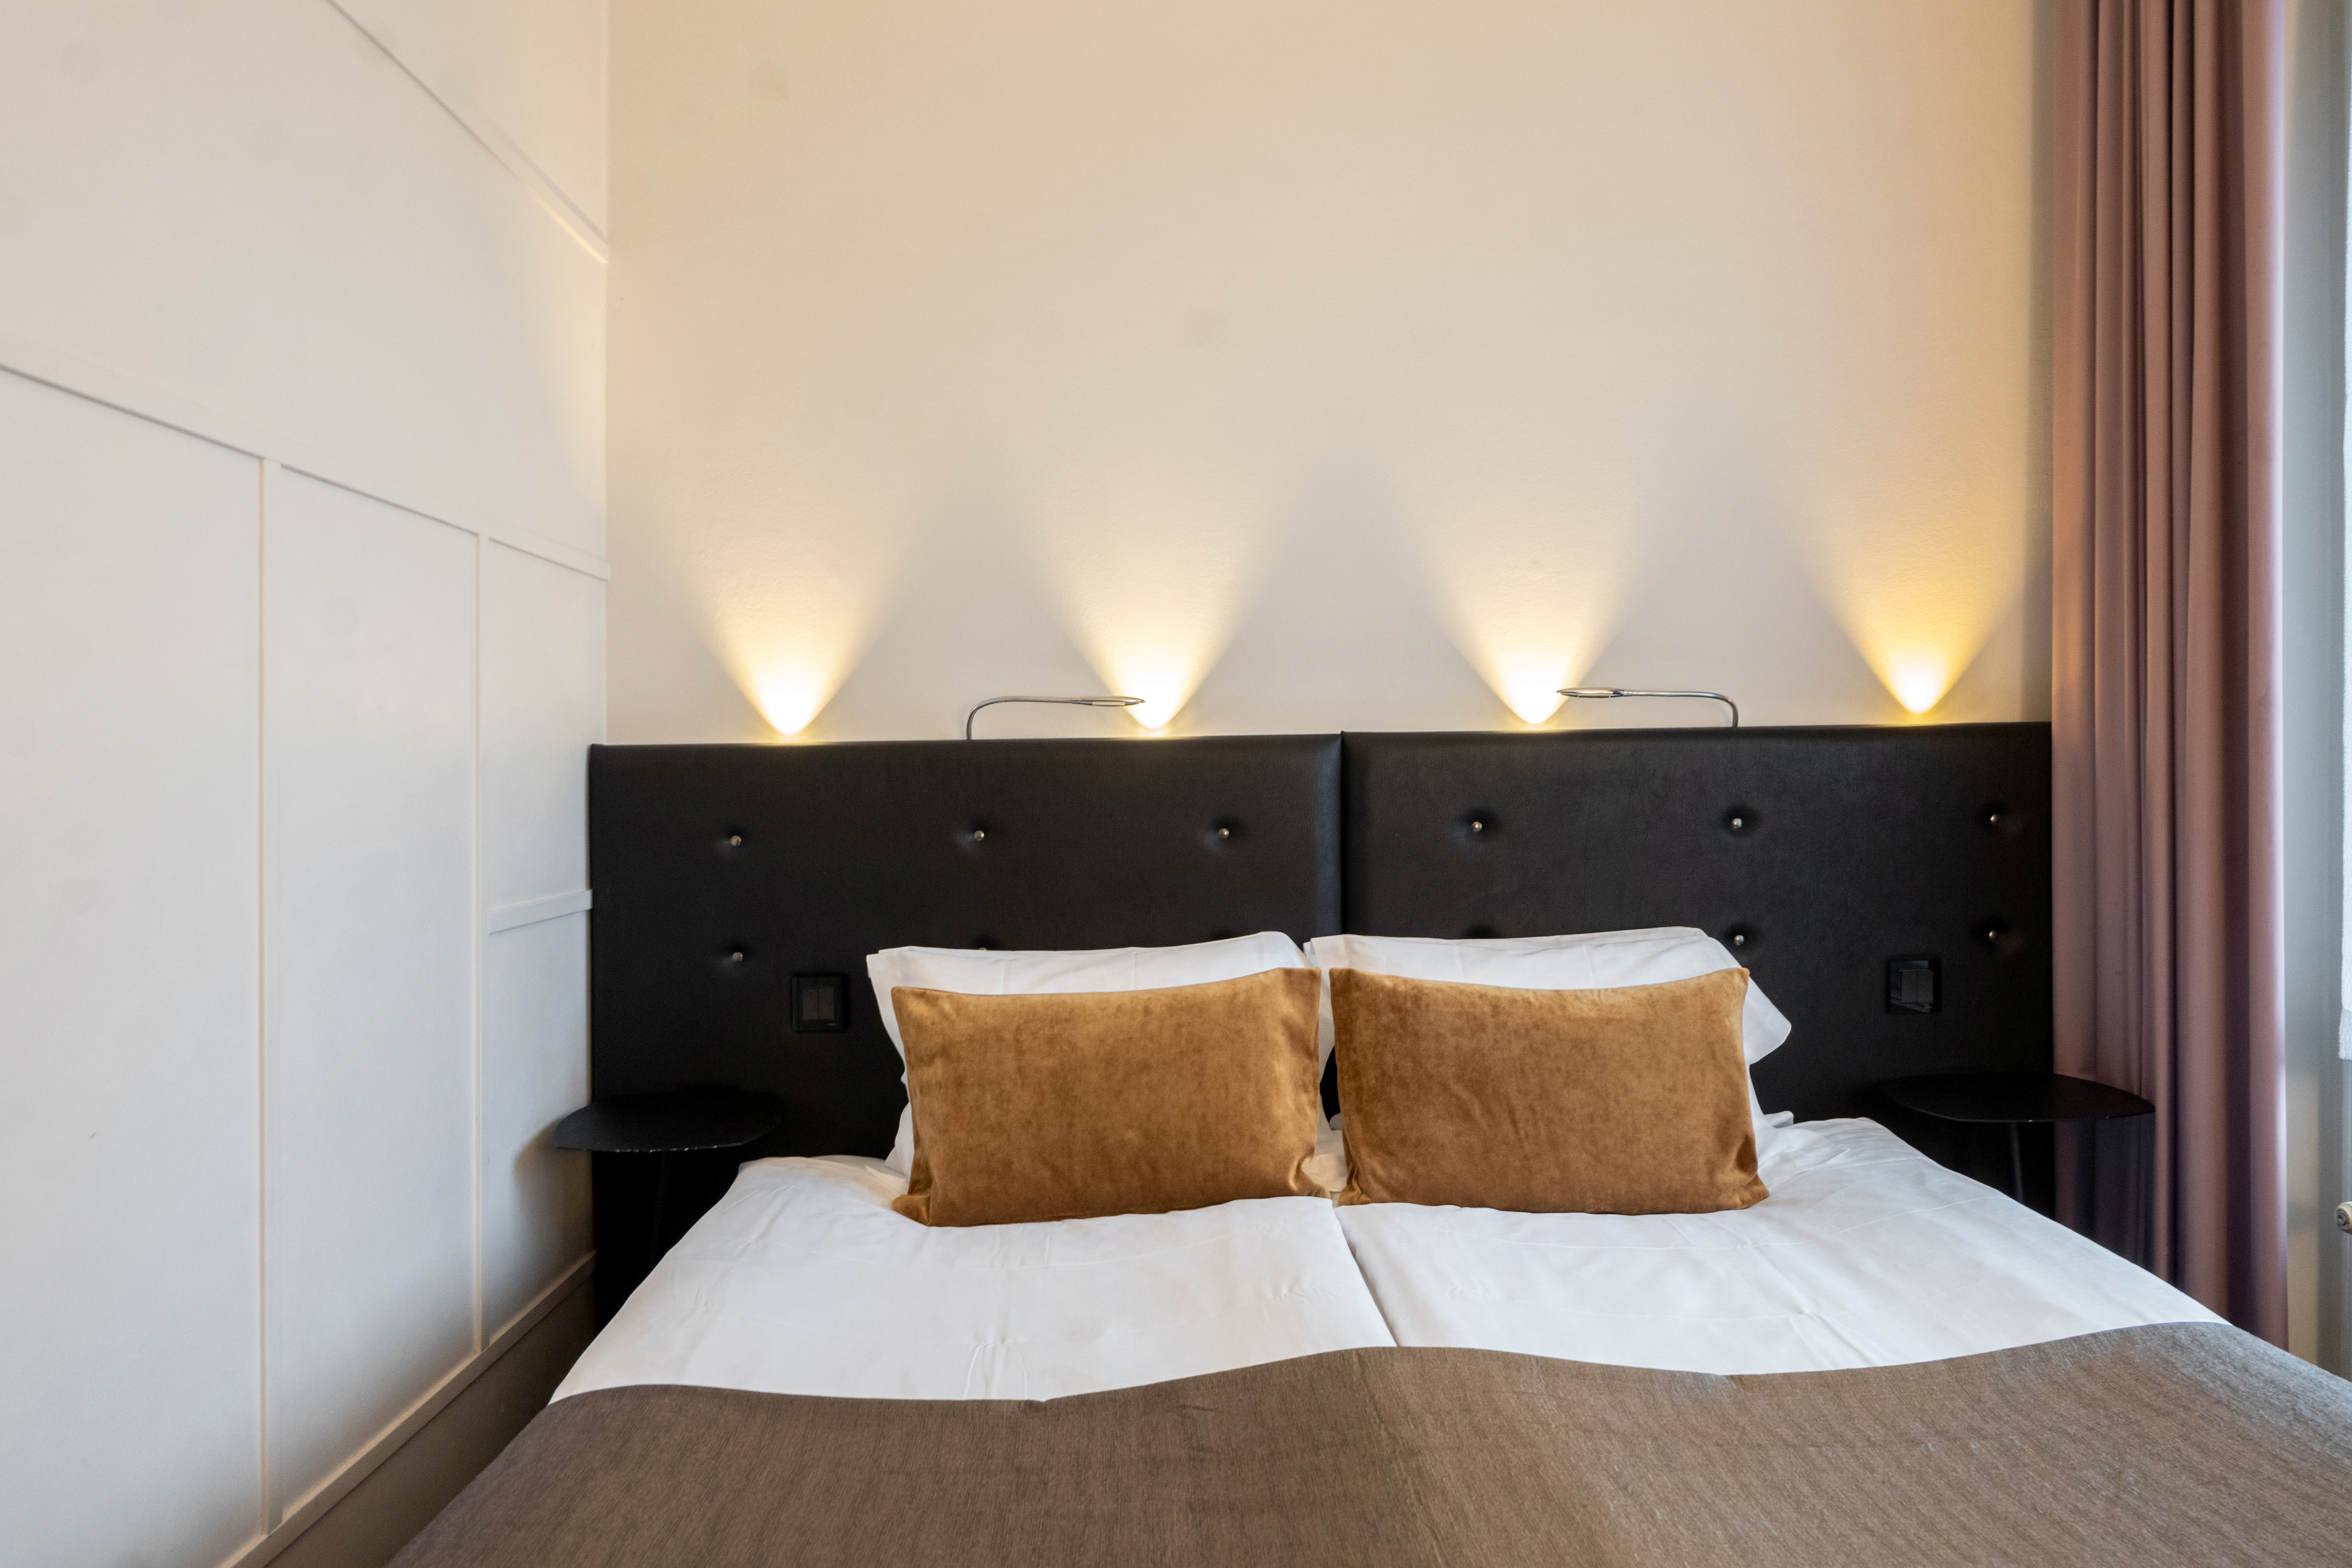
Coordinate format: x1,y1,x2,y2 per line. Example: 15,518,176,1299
2051,0,2286,1342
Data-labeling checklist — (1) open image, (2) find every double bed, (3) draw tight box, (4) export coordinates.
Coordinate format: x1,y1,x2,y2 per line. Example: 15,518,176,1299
392,728,2350,1566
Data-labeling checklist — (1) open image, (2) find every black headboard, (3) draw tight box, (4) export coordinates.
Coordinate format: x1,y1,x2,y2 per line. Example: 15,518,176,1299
588,735,1342,1159
1341,723,2053,1122
586,722,2051,1315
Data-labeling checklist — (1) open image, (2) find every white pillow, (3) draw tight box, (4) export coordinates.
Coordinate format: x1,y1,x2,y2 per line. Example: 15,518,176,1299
1302,927,1793,1159
866,931,1314,1174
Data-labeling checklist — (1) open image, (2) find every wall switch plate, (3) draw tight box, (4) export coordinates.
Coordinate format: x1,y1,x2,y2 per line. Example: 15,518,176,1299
790,973,850,1032
1886,957,1939,1014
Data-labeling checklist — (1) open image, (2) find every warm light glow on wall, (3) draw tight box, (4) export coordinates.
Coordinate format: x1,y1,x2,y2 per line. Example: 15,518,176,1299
676,492,915,740
1490,660,1576,726
745,669,837,737
1090,657,1194,732
720,638,860,739
1026,479,1268,735
711,616,879,740
1819,570,2015,719
1773,221,2034,725
1409,501,1634,727
1882,652,1955,715
1790,478,2028,722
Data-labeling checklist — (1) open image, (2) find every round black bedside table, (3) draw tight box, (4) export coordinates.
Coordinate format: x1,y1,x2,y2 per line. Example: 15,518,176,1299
555,1087,785,1270
1877,1072,2153,1203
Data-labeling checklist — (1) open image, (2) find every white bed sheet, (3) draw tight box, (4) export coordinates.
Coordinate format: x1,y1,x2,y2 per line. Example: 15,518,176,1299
554,1154,1396,1403
1337,1117,2220,1374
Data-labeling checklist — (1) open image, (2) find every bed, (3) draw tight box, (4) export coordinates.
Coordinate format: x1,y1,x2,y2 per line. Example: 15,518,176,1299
390,728,2351,1567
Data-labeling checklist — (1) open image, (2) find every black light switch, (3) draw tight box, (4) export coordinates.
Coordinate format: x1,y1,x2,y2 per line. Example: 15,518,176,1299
1886,957,1939,1014
790,973,850,1032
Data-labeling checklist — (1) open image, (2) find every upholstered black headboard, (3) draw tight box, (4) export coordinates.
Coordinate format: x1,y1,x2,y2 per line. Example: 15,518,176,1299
592,721,2050,1131
1341,723,2053,1122
586,722,2052,1314
588,735,1342,1160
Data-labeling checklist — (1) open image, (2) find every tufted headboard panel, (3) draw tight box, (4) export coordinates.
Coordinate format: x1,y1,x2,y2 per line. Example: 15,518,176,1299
1340,723,2053,1122
588,734,1342,1161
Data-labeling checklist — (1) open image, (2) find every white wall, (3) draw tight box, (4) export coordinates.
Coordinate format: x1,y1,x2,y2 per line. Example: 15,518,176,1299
609,0,2047,745
0,4,605,1566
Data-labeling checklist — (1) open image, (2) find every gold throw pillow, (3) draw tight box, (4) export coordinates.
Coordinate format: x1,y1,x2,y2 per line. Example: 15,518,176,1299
1332,967,1767,1214
892,966,1326,1226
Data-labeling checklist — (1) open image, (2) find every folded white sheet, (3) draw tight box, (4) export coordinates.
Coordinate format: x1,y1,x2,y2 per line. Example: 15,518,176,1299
554,1154,1397,1403
1336,1117,2220,1374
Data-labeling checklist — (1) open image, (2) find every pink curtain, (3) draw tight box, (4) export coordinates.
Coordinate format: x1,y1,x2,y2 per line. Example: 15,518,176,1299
2051,0,2285,1342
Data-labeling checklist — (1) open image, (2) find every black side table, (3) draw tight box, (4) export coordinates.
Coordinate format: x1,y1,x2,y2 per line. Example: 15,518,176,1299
1877,1072,2154,1203
555,1087,785,1273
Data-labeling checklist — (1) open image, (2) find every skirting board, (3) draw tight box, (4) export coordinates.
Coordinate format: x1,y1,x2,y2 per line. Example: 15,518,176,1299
216,1252,596,1568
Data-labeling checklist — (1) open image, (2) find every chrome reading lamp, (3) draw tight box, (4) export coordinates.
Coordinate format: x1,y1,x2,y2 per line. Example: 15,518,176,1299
965,695,1144,739
1558,688,1740,728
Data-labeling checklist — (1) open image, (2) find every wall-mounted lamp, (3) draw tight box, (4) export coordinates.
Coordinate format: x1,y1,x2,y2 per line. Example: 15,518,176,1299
1557,688,1740,728
964,695,1145,740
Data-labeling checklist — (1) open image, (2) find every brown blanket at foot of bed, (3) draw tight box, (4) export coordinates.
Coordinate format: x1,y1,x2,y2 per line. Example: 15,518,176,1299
391,1322,2350,1568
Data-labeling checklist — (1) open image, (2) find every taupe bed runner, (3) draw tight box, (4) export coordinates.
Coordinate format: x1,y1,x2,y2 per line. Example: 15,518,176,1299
394,1323,2348,1568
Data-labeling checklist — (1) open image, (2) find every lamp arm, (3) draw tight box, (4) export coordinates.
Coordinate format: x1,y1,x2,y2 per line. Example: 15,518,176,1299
1615,689,1739,728
964,695,1145,740
1557,688,1739,728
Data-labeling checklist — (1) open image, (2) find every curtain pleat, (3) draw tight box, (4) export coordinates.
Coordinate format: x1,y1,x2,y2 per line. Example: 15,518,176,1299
2051,0,2285,1343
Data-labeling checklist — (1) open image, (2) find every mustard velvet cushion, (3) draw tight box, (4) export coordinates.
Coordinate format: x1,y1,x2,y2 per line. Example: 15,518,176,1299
1332,967,1768,1214
891,966,1327,1226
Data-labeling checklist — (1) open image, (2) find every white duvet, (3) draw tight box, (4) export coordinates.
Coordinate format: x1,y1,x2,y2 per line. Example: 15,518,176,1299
1336,1117,2219,1374
553,1154,1396,1403
558,1120,2217,1404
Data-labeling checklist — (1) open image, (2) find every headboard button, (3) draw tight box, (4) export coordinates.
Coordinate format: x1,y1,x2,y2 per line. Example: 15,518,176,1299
729,834,743,847
1980,920,2024,955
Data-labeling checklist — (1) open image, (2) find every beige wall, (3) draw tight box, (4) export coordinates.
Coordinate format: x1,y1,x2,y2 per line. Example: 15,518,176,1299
610,0,2047,744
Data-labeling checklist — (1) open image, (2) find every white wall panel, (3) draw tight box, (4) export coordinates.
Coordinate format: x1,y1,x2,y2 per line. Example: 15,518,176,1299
481,541,604,908
0,374,263,1568
0,0,604,555
481,915,593,1331
478,539,600,1332
263,471,477,1514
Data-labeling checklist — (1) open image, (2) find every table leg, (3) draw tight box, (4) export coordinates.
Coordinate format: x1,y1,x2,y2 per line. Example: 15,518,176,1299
648,1150,674,1274
2006,1123,2024,1203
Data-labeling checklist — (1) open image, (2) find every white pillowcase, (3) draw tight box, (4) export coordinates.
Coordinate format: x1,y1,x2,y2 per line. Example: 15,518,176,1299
1302,927,1793,1160
866,931,1314,1175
